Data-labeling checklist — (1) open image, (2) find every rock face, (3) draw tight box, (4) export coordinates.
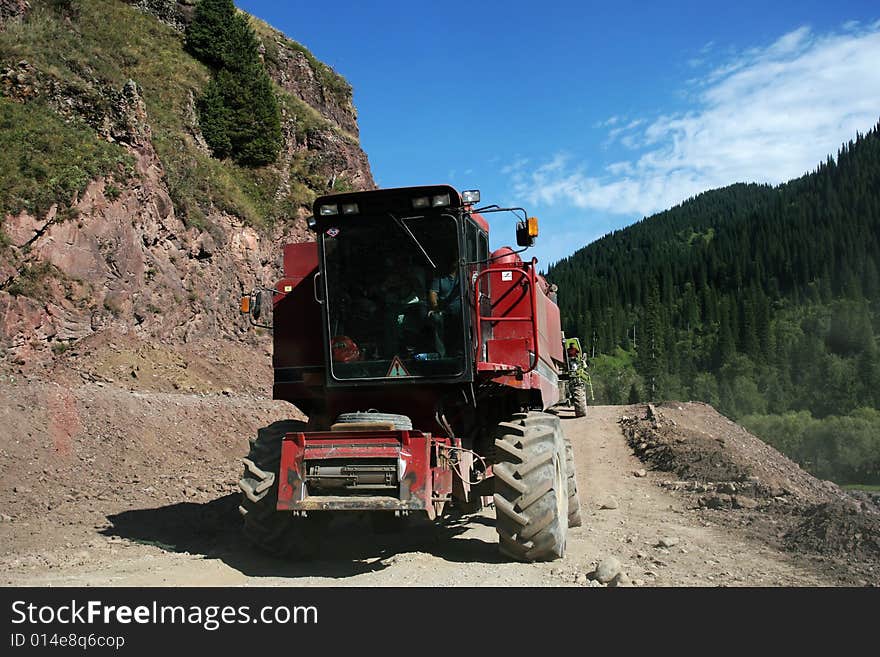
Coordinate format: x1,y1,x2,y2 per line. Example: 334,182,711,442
1,140,313,366
0,0,29,27
261,34,360,138
0,3,376,368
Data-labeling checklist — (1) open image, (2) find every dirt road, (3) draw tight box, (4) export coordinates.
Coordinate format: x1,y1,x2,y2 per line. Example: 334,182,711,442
2,399,843,587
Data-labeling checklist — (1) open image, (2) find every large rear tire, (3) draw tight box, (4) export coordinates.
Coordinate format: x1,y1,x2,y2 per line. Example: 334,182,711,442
238,420,320,557
572,383,588,418
565,439,583,528
493,412,568,562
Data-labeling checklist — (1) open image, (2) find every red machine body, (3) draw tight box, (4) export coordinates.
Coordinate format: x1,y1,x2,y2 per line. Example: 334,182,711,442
259,186,566,520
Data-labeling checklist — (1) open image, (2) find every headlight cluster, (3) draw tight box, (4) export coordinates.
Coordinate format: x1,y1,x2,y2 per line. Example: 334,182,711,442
412,193,450,209
314,188,477,225
318,202,359,216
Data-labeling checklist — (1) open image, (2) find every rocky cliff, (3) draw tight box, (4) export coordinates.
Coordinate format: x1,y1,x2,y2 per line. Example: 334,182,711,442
0,0,375,370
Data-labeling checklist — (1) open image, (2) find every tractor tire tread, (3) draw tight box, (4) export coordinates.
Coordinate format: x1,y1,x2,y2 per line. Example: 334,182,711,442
572,384,588,418
239,419,317,557
493,411,568,562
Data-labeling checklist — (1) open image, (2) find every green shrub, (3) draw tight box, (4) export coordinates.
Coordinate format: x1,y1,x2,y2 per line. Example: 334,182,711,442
742,409,880,485
51,341,71,355
589,347,645,405
6,261,58,300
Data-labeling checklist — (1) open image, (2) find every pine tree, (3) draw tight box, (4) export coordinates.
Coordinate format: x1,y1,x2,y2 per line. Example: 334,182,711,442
628,382,641,404
195,75,232,158
546,121,880,419
188,0,282,166
639,284,664,399
221,13,262,72
185,0,238,68
227,67,282,165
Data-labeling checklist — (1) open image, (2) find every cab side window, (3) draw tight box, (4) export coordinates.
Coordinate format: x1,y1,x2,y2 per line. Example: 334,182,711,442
466,222,478,262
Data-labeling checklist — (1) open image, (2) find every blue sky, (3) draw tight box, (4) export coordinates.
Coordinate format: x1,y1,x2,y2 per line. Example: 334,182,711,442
238,0,880,267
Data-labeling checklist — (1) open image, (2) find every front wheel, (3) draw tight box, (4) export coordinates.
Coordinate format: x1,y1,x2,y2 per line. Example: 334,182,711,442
572,382,588,418
493,412,568,562
238,420,321,557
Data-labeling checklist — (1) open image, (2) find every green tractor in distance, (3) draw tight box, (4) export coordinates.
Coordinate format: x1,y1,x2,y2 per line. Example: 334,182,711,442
561,336,592,417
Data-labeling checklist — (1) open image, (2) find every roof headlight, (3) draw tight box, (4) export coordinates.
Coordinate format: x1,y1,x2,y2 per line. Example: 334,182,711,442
462,189,480,204
432,193,451,207
341,203,359,215
412,196,430,209
319,204,339,216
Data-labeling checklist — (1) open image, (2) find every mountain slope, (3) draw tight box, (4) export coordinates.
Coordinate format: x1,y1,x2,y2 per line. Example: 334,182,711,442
547,122,880,483
0,0,374,366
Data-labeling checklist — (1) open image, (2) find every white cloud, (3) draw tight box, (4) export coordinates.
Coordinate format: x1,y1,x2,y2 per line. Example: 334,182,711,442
594,115,623,129
510,23,880,218
500,156,529,175
605,119,645,146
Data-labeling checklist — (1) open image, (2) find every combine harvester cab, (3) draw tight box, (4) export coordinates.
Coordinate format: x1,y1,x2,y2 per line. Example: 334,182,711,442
239,185,582,561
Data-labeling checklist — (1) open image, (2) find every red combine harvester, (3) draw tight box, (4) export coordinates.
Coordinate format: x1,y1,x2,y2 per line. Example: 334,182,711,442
239,185,581,561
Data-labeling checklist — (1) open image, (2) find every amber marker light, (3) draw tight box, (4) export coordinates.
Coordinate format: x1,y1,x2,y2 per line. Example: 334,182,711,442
527,216,539,237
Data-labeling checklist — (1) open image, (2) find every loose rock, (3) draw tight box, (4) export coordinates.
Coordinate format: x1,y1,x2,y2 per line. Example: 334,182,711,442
599,497,619,510
609,572,631,587
594,556,622,583
733,495,759,510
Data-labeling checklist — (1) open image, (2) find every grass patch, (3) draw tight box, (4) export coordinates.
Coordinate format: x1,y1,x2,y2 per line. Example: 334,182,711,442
0,0,349,229
0,97,132,217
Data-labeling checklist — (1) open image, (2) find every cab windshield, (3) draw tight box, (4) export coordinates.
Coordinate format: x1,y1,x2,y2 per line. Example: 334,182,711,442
322,214,465,381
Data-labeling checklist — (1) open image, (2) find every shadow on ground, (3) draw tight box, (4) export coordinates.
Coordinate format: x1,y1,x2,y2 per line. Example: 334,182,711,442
102,494,503,580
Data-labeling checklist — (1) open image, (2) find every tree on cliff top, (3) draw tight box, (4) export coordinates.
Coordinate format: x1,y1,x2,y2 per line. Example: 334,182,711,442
186,0,281,165
197,69,282,166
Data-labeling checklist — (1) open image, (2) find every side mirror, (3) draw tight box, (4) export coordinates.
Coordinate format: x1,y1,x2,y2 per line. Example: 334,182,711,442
239,289,273,330
252,291,263,320
516,216,539,247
